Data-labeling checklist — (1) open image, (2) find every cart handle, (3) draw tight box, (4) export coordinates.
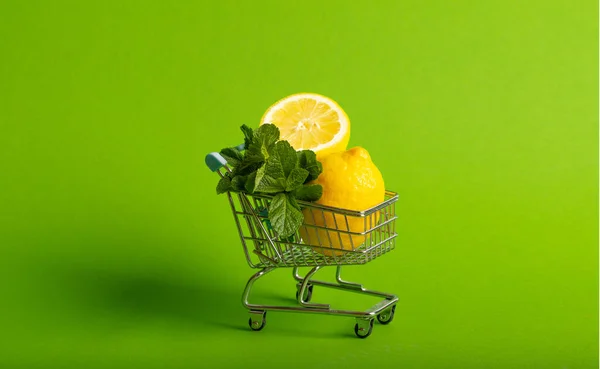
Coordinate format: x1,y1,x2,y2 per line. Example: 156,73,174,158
205,143,245,172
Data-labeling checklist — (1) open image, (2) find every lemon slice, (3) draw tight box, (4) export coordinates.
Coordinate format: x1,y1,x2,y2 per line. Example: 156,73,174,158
260,93,350,158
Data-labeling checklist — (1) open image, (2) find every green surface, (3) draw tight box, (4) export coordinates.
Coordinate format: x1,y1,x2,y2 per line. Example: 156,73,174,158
0,1,597,368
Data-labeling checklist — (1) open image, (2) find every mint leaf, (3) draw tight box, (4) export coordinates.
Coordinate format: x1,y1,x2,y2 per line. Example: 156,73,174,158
241,125,254,150
245,171,257,193
263,155,285,180
249,124,279,159
297,150,322,182
293,184,323,202
216,175,232,194
272,141,297,177
254,165,286,193
286,167,309,191
220,147,243,167
254,151,286,191
231,175,248,191
269,193,304,238
235,152,264,175
255,174,285,193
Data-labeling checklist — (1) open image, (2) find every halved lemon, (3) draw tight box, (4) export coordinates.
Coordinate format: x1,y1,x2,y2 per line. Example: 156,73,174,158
260,93,350,158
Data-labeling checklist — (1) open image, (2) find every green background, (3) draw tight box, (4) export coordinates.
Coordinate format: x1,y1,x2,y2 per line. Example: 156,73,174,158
0,1,597,368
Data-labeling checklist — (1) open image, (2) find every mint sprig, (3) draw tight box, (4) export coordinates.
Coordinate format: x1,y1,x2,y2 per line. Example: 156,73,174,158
216,124,323,238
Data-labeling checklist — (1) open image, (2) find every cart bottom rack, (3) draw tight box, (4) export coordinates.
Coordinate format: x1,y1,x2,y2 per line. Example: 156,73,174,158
244,265,398,338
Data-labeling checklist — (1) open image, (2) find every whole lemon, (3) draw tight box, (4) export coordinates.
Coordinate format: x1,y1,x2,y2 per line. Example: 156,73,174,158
299,147,385,256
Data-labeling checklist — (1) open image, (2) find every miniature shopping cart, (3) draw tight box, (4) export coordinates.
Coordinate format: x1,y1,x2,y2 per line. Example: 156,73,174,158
205,146,399,338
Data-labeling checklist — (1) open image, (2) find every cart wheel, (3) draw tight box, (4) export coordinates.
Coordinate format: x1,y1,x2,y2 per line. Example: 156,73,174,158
377,305,396,325
354,319,374,339
295,284,313,302
248,311,266,331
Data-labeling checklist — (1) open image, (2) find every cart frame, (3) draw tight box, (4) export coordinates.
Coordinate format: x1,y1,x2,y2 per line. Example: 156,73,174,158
206,148,399,338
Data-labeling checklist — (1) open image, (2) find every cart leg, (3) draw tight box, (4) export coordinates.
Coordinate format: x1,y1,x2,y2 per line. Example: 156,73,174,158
292,266,304,283
296,266,329,309
242,267,275,310
292,267,314,302
242,267,276,332
335,266,363,290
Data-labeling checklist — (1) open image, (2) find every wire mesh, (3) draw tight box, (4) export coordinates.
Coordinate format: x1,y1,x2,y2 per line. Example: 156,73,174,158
227,190,399,268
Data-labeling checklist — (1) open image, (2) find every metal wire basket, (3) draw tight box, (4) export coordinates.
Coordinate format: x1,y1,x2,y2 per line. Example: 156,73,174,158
230,190,398,268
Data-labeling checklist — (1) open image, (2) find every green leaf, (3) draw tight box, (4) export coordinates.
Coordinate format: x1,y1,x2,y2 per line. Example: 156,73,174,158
297,150,322,182
235,152,264,175
254,165,286,193
269,193,304,238
287,193,301,210
240,124,254,150
248,124,279,159
285,167,309,191
272,141,297,177
263,155,285,180
231,175,248,191
216,175,232,194
293,184,323,202
245,171,257,193
220,147,243,167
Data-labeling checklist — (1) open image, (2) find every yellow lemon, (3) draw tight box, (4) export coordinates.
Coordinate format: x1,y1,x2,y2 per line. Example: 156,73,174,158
299,147,385,256
260,93,350,159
